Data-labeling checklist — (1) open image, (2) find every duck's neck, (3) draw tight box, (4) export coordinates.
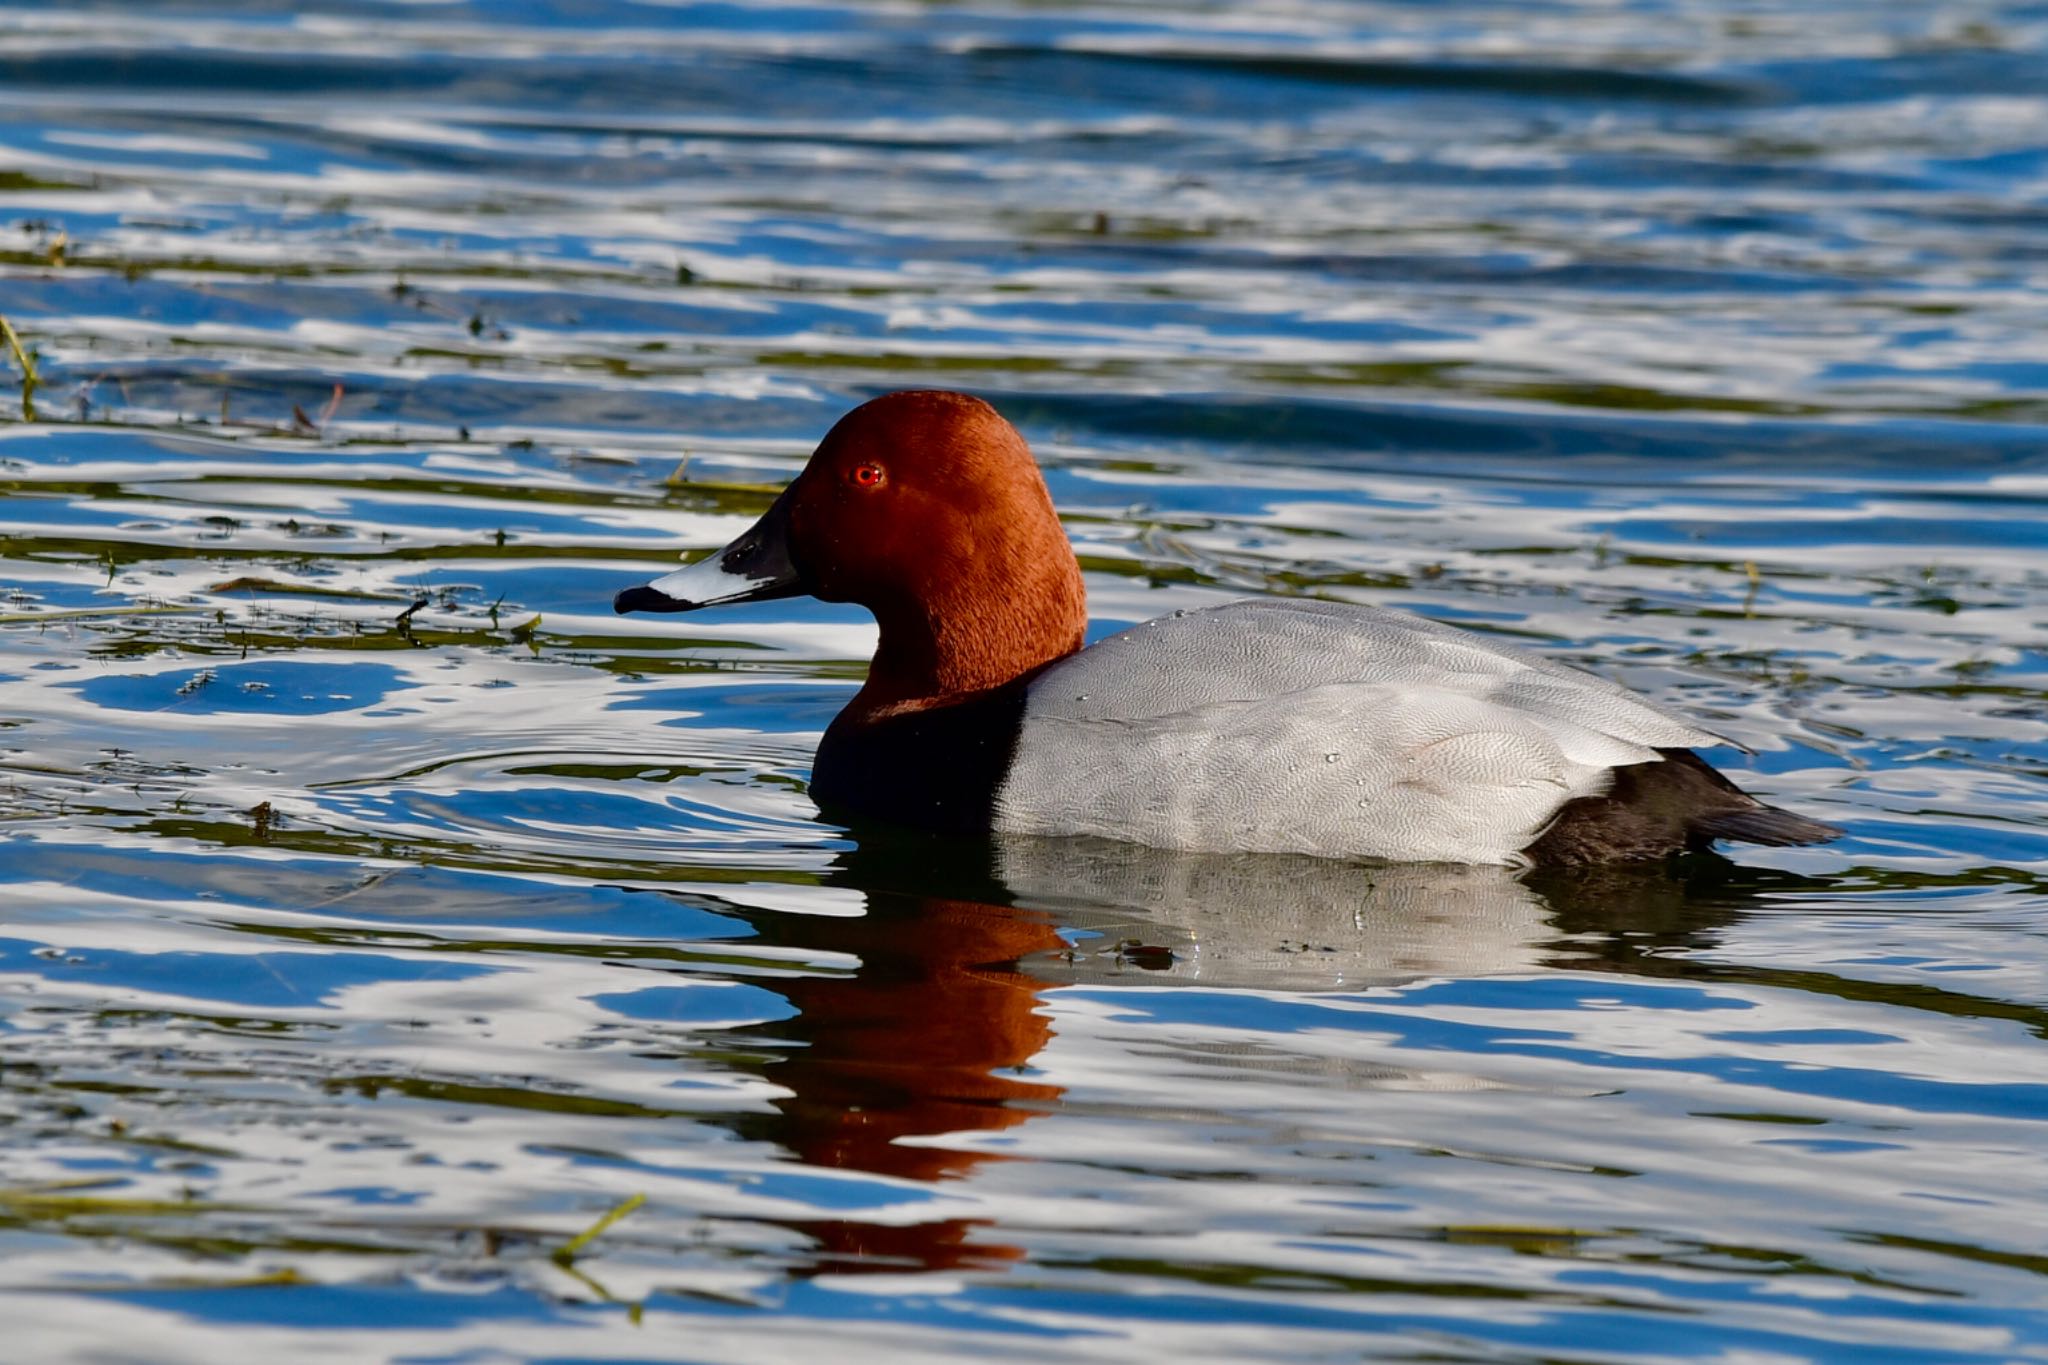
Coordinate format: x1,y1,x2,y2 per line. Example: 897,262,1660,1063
849,557,1086,720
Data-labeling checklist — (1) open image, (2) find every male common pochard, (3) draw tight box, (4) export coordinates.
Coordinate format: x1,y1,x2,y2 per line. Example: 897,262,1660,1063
616,390,1840,866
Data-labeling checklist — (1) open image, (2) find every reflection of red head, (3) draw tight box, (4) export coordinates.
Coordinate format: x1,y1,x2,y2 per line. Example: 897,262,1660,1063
762,896,1066,1273
770,897,1063,1180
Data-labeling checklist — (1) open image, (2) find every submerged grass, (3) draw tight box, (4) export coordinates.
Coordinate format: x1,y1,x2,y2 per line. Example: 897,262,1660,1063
0,313,37,421
554,1193,646,1265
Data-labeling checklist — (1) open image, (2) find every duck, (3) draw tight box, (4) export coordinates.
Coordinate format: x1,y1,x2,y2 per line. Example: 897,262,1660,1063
616,390,1840,866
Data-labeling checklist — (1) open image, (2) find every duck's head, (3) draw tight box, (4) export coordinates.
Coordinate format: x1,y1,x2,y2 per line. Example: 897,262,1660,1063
616,390,1087,707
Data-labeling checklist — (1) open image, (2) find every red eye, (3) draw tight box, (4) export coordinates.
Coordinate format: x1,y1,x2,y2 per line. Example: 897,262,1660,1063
849,462,886,489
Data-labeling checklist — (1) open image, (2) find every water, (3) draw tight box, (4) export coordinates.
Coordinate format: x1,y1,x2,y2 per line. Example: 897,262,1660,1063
2,1,2046,1360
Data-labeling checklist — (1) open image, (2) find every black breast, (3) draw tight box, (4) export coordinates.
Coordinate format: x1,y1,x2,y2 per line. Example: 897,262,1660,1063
809,685,1029,833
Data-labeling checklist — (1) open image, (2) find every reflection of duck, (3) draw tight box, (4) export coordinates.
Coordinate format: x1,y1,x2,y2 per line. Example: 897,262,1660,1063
994,836,1553,991
720,834,1585,1272
728,832,1832,1273
618,389,1840,865
999,841,1839,991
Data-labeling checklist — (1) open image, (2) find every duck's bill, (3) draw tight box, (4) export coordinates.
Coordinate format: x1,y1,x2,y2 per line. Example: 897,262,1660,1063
614,490,802,614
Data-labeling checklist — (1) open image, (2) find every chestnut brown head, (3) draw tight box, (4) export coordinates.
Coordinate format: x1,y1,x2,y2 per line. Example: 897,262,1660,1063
618,391,1087,709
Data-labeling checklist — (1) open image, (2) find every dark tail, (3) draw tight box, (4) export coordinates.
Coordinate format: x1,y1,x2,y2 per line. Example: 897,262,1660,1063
1693,805,1843,849
1527,748,1843,866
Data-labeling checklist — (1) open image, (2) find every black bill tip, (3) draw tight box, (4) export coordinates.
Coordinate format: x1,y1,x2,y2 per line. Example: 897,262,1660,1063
614,585,695,615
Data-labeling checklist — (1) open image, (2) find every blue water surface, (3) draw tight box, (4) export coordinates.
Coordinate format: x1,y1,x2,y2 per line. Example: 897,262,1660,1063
1,1,2045,1362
